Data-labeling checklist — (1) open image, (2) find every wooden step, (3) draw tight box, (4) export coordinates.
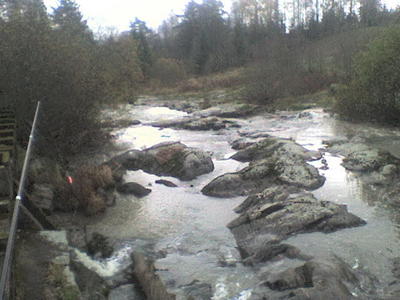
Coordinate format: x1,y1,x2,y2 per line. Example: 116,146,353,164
0,199,9,214
0,136,14,146
0,119,15,125
0,216,9,240
0,151,11,164
0,130,14,138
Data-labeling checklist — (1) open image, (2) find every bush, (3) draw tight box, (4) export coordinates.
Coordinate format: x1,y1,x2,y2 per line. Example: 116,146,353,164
150,58,186,86
335,26,400,123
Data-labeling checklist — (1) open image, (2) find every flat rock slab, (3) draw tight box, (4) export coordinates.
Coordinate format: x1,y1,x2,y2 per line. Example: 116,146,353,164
229,193,365,241
227,192,365,265
113,142,214,181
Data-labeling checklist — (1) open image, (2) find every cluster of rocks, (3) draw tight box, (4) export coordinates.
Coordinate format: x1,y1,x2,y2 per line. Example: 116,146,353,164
325,136,400,208
199,136,372,299
28,141,214,218
148,102,261,132
151,116,240,131
112,141,214,181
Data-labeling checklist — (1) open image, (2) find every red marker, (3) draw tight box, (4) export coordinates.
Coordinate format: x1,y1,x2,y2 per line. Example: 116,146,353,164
67,176,73,184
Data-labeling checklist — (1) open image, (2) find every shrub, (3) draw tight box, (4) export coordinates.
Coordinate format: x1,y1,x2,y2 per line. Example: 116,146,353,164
335,26,400,123
150,58,186,86
68,164,114,215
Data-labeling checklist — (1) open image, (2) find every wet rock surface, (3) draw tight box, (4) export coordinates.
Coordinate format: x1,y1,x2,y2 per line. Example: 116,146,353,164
151,116,240,131
114,141,214,181
116,182,152,197
250,256,374,300
202,137,325,197
155,179,178,187
228,192,365,265
108,284,145,300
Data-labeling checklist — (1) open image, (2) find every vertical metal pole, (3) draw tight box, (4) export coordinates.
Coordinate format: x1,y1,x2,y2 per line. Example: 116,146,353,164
0,102,41,300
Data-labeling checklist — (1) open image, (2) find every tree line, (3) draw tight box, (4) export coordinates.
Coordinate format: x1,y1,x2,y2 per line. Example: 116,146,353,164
0,0,399,161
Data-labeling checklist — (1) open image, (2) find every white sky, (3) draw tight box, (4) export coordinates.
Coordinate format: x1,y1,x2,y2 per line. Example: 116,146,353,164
44,0,233,32
43,0,399,33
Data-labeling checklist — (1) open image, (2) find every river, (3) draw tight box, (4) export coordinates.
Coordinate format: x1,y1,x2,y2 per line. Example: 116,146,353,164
77,104,400,299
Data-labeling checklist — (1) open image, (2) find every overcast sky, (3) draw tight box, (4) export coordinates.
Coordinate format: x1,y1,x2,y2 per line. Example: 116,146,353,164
43,0,399,33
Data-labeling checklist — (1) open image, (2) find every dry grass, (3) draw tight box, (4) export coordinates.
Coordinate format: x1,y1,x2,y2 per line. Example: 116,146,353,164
71,165,114,216
145,67,246,95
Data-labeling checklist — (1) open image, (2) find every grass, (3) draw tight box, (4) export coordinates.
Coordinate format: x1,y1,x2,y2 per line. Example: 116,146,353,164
271,90,336,111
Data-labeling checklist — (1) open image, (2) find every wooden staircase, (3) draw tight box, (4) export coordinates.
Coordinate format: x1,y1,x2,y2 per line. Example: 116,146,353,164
0,105,16,251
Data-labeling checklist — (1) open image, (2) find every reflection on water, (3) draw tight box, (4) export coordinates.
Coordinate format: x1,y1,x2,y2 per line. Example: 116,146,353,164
97,105,400,298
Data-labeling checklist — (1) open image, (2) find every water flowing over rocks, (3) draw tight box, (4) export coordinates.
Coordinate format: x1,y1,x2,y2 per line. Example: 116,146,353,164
151,116,240,131
249,256,374,300
113,141,214,181
202,137,325,197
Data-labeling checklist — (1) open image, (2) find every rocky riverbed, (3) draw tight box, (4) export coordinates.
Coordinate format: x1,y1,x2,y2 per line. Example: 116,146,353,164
26,96,400,299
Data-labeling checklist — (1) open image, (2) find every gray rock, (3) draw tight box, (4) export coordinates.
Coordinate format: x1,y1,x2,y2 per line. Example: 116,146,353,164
117,182,152,197
87,232,114,259
342,148,398,172
108,284,145,300
70,251,109,300
254,257,361,300
231,137,321,162
230,138,255,150
228,193,366,244
155,179,178,187
202,157,324,198
228,193,365,266
202,137,324,198
130,120,141,126
114,142,214,181
181,280,213,300
151,116,240,131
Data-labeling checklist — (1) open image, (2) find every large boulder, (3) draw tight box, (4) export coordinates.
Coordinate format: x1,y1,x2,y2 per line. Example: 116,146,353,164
250,256,369,300
202,137,324,198
201,157,324,198
114,142,214,181
229,192,365,240
231,137,321,162
227,192,365,264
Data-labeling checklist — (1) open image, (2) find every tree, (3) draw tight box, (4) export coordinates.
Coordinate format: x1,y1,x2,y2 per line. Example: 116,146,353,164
360,0,382,26
336,26,400,123
176,0,232,74
130,18,153,78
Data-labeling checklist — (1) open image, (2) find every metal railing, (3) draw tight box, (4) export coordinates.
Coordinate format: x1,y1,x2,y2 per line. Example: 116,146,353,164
0,101,41,300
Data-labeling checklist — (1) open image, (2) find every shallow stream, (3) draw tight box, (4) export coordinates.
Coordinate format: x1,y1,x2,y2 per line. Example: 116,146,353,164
83,105,400,299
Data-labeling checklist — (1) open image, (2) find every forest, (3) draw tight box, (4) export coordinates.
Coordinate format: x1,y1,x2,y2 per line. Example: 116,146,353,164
0,0,399,160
